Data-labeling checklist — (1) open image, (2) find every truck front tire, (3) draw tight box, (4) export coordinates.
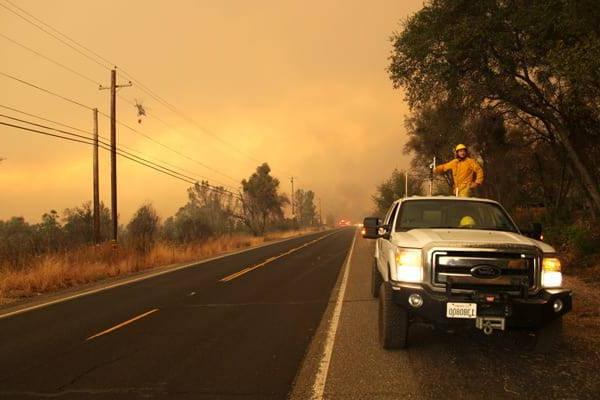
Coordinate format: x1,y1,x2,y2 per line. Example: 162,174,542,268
378,282,409,349
371,258,383,298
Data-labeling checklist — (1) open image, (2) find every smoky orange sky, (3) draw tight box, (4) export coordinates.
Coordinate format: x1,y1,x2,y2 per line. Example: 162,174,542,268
1,0,423,224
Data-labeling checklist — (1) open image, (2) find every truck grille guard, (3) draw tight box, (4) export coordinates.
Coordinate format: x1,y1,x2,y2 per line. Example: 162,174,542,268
424,242,542,298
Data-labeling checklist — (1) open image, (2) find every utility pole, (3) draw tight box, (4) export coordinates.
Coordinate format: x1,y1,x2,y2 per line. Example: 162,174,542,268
92,108,100,244
290,176,295,218
319,197,323,226
100,68,131,245
405,171,409,198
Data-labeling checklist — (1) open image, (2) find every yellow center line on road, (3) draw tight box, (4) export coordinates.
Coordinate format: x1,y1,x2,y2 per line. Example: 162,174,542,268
220,231,339,283
86,308,159,341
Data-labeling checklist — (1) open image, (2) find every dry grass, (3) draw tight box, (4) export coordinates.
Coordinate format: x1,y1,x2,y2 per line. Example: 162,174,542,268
0,228,320,304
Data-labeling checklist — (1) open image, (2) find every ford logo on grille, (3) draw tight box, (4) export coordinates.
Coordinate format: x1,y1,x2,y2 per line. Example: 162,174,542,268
470,264,501,279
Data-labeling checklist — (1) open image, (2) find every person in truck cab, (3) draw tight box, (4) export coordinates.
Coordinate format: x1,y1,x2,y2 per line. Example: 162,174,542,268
434,144,484,197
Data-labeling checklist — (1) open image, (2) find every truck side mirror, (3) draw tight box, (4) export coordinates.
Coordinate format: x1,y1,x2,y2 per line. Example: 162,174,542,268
362,217,381,239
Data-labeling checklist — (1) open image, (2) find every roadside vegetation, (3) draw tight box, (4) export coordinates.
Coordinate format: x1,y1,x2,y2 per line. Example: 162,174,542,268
0,163,326,304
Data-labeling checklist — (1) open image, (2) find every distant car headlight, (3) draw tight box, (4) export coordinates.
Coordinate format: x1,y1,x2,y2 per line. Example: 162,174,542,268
541,257,562,288
394,248,423,283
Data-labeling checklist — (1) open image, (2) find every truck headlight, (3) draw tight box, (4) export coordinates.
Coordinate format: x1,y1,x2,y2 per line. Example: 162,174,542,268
541,257,562,288
395,249,423,282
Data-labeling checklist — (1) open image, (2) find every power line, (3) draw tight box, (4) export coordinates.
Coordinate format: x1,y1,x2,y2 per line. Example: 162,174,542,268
0,104,95,136
0,118,240,197
0,0,270,169
0,0,110,71
0,32,101,85
0,72,243,186
96,109,242,185
0,112,217,188
0,71,93,110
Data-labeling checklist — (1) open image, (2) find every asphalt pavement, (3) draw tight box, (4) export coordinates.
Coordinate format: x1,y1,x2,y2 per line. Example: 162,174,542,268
0,228,355,399
2,227,598,400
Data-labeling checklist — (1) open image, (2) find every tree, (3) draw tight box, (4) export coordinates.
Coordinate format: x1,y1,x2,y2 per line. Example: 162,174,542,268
389,0,600,216
0,217,36,267
404,100,469,191
294,189,317,227
127,203,160,254
372,169,423,215
237,163,288,236
162,181,239,243
63,202,111,246
187,181,237,236
37,210,63,252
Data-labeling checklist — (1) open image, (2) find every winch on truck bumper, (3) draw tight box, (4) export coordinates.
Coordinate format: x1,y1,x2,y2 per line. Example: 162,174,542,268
390,281,572,333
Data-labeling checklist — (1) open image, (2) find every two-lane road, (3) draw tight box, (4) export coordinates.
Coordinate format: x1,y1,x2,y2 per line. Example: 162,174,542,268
0,229,355,399
3,228,598,399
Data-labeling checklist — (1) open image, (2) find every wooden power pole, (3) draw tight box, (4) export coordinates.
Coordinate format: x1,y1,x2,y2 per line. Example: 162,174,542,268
290,177,295,218
92,108,100,244
100,68,131,244
319,197,323,226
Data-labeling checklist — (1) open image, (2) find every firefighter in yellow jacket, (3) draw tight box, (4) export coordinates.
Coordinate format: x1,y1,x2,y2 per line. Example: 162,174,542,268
434,144,484,197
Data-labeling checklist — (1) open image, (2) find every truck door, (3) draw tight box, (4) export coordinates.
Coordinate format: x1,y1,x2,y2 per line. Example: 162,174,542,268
378,202,400,281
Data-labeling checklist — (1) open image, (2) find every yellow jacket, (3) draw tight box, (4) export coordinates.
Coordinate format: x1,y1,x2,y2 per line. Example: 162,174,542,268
434,157,484,192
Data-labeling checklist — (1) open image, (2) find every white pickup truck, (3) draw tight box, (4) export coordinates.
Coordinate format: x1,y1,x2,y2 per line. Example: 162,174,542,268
363,196,571,350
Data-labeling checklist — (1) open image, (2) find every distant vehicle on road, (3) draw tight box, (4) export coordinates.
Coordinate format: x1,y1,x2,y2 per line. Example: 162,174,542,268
337,219,351,227
363,196,571,351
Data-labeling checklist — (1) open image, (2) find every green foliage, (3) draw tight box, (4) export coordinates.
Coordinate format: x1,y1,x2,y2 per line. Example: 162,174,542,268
0,166,299,268
127,203,160,254
0,217,36,267
294,189,317,228
62,202,111,246
543,222,599,258
389,0,600,215
162,181,238,243
238,163,288,236
372,169,423,215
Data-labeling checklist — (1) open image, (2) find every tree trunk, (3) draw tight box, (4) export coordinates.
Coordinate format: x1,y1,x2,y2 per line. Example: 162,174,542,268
556,127,600,217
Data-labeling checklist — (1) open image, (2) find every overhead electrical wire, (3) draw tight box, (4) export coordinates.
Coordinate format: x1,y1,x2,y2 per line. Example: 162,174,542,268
0,104,239,191
0,32,101,85
0,1,110,71
0,0,273,170
95,109,241,184
0,31,247,183
0,71,242,186
0,116,240,197
0,71,93,110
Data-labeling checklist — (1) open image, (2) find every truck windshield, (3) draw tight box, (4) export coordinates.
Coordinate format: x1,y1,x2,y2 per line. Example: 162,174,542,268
395,200,518,232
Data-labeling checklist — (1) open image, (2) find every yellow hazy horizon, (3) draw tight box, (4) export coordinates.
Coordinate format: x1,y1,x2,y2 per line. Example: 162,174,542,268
1,0,423,224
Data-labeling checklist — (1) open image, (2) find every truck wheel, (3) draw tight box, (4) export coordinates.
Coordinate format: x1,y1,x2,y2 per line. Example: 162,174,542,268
371,258,383,298
378,282,409,349
534,317,563,353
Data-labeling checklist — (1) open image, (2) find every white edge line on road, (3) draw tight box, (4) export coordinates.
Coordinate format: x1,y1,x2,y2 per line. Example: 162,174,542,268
310,230,357,400
0,229,341,321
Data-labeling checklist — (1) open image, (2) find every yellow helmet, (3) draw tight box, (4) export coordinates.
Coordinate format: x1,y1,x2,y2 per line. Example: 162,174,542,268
459,216,476,227
455,144,467,152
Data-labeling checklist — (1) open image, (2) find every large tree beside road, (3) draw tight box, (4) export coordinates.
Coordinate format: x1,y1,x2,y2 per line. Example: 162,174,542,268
238,163,288,236
389,0,600,216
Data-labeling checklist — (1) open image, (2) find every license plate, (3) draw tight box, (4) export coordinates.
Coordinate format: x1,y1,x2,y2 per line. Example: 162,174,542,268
446,302,477,319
